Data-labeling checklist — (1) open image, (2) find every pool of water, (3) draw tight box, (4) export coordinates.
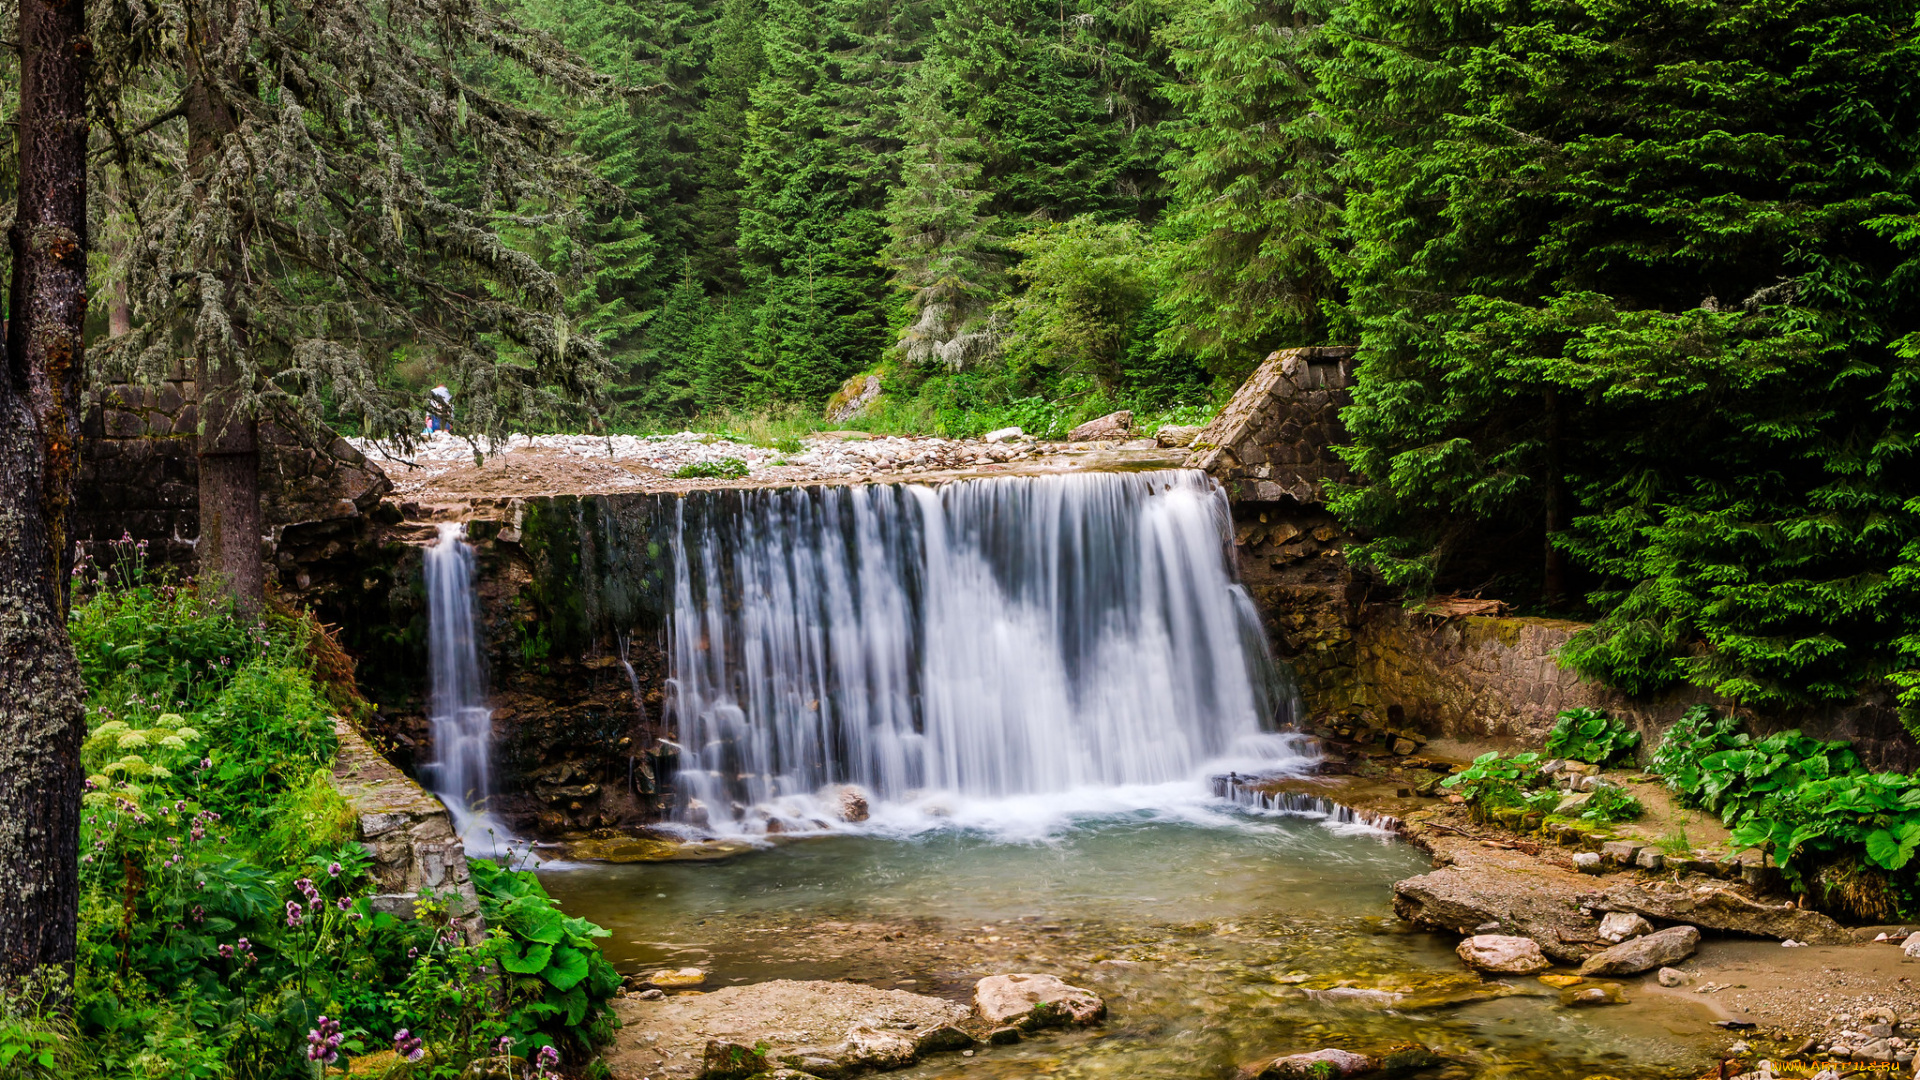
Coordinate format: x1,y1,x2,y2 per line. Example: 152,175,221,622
541,808,1722,1079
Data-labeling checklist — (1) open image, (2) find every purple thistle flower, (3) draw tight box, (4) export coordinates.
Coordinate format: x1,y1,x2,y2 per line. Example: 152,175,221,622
393,1029,425,1062
306,1016,342,1064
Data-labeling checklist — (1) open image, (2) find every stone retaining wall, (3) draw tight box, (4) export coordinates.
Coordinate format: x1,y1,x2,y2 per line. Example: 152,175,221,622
1348,607,1918,772
330,718,481,926
76,381,392,581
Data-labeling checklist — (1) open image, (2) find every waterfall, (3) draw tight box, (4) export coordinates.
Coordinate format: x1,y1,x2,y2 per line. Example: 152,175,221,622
422,522,515,854
664,469,1307,835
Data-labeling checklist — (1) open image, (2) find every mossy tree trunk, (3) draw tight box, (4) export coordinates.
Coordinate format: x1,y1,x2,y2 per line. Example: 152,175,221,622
0,0,90,989
185,1,266,615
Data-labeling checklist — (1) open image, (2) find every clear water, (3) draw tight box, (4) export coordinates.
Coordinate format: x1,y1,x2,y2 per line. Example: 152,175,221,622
664,470,1297,836
541,811,1721,1079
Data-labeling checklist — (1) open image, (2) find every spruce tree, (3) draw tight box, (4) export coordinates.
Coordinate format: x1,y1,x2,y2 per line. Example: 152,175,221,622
1156,0,1343,377
882,69,1003,369
1324,0,1920,709
92,0,613,607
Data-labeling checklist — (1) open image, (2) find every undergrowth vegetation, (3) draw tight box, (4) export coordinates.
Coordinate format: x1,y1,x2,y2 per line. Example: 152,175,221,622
9,539,619,1078
1649,706,1920,919
1450,701,1920,919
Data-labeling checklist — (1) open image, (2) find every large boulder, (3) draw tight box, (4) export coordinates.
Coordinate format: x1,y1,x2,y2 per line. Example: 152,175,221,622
606,979,971,1080
1067,411,1133,442
973,973,1106,1029
1578,926,1700,977
1455,935,1550,974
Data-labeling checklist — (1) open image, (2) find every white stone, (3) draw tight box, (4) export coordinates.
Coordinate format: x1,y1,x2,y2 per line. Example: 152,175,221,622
1657,967,1689,987
1598,912,1654,943
1455,935,1550,974
1902,932,1920,958
973,974,1106,1029
983,427,1023,443
1574,852,1604,874
1579,925,1701,976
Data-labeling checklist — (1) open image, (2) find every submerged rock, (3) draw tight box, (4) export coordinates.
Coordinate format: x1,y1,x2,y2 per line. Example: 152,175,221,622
1562,983,1628,1007
1241,1048,1374,1079
1455,935,1550,974
645,967,709,988
1657,967,1690,987
974,973,1106,1029
1578,926,1700,976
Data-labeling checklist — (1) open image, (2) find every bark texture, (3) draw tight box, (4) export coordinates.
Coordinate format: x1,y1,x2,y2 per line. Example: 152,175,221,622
185,4,267,614
0,0,91,985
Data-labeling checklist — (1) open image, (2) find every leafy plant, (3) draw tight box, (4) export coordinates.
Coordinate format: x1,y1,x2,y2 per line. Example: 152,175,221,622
1440,752,1544,811
470,859,621,1046
672,458,750,480
1544,708,1640,767
1580,784,1645,824
1648,706,1750,795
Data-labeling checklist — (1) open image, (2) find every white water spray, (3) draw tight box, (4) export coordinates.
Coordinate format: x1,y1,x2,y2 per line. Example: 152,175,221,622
665,469,1308,836
422,522,517,854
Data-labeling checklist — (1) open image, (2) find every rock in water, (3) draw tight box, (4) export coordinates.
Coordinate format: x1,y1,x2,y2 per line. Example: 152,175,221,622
1578,926,1701,976
1562,983,1628,1006
831,785,871,823
1597,912,1654,943
973,973,1106,1029
1456,935,1551,974
837,1026,917,1069
1902,931,1920,958
645,967,708,988
1657,967,1690,987
1240,1048,1376,1079
983,426,1024,443
1067,410,1134,441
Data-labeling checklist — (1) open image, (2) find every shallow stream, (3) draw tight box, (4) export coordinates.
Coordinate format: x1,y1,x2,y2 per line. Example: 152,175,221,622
541,801,1723,1079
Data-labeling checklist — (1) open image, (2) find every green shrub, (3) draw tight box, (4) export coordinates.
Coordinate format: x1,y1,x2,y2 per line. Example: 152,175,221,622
69,575,620,1078
672,458,750,480
1440,752,1544,811
1544,707,1640,767
470,859,620,1047
1580,784,1645,824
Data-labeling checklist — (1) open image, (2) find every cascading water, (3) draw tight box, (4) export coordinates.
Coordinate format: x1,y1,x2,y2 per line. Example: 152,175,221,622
664,468,1311,836
422,522,516,854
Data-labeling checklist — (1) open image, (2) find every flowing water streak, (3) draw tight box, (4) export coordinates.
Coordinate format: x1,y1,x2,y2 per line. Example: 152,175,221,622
664,469,1304,835
423,522,516,854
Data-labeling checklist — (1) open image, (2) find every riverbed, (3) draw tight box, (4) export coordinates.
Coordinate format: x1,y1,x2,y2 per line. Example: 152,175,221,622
541,804,1727,1078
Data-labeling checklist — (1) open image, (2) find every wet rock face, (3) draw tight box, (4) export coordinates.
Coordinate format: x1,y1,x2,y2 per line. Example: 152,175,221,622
973,973,1107,1029
1578,926,1701,977
1455,935,1550,974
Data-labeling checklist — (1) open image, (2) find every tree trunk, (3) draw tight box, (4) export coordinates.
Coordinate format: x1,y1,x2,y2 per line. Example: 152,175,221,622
196,360,265,614
1542,386,1570,609
0,0,91,989
185,7,267,615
